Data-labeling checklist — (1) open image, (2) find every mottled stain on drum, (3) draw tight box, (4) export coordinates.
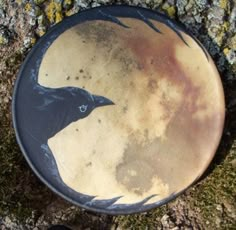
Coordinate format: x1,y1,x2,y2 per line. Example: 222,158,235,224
38,18,225,205
73,21,139,76
147,79,158,94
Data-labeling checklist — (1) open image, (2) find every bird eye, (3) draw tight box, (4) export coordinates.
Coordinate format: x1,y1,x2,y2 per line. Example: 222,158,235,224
79,105,88,113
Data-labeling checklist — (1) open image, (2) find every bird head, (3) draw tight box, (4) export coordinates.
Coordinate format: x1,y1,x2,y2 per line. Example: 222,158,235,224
68,87,114,121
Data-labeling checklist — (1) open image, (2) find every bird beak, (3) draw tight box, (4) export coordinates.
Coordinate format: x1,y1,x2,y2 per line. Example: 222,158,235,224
93,95,115,108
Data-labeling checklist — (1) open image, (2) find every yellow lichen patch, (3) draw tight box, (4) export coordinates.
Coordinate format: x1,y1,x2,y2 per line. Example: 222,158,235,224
161,4,176,18
24,3,32,12
45,1,63,24
45,2,55,23
166,6,176,18
222,21,230,31
31,37,37,45
0,37,5,45
64,0,72,6
223,47,230,55
37,29,46,37
220,0,227,10
65,9,76,17
16,0,22,5
215,22,230,46
55,12,63,23
216,33,224,46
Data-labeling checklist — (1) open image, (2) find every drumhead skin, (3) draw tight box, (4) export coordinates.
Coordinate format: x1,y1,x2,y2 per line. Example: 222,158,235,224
12,5,225,214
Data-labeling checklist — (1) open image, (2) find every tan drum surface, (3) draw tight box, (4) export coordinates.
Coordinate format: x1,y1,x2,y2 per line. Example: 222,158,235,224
37,18,225,205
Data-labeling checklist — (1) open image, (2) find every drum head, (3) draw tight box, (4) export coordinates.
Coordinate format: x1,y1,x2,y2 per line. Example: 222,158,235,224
12,6,225,214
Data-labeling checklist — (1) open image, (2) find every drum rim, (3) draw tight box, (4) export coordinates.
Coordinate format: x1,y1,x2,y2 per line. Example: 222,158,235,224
12,4,225,215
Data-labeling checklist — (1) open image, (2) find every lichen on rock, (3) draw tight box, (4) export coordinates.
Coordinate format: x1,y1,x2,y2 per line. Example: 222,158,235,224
45,1,64,24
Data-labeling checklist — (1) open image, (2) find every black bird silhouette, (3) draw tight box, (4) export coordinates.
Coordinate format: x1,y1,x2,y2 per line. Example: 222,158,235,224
19,64,119,207
27,83,114,144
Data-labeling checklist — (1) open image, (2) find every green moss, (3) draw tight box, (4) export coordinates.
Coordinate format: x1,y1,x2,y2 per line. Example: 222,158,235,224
4,52,24,68
0,122,29,219
115,205,168,229
112,144,235,229
0,116,55,221
0,52,54,222
188,142,236,229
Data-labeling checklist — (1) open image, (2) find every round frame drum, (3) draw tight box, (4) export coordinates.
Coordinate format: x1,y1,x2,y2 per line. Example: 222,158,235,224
12,6,225,214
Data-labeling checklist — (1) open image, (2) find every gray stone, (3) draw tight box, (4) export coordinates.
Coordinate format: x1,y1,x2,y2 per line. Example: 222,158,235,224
194,14,202,23
216,204,223,212
208,6,225,21
0,25,10,45
185,0,195,12
23,36,32,48
167,0,175,5
75,0,89,8
161,214,170,227
0,8,5,18
225,49,236,65
229,6,236,32
176,0,188,15
37,14,47,26
91,2,101,7
195,0,208,10
29,17,36,26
